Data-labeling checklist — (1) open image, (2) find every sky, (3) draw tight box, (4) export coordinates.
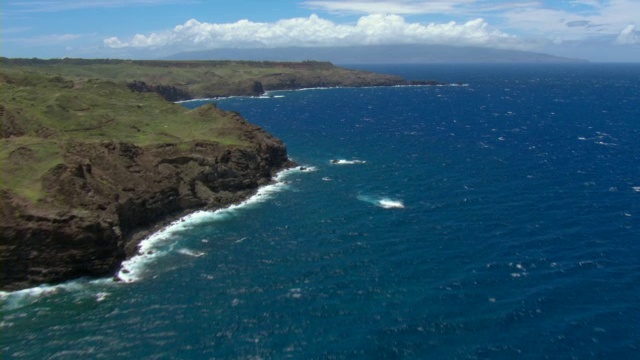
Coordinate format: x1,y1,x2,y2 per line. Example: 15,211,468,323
2,0,639,62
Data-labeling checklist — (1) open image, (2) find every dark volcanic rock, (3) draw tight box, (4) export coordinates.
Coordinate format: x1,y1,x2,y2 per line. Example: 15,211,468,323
0,119,293,291
127,80,192,102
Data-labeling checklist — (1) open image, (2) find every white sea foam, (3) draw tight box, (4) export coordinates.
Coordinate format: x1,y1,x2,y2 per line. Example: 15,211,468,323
357,195,405,209
330,159,367,165
293,165,318,173
117,165,310,283
174,97,218,104
633,186,640,192
377,198,405,209
258,94,285,99
0,278,114,310
287,288,303,299
178,248,206,257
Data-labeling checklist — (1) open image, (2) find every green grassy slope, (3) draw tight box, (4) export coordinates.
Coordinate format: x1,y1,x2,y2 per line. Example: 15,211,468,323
0,58,407,98
1,58,410,202
1,69,247,202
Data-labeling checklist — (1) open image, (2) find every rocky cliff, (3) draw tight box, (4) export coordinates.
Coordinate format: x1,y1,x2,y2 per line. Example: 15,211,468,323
0,68,294,291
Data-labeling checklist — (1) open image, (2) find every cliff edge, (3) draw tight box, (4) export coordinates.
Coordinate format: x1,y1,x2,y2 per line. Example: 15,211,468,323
1,70,293,291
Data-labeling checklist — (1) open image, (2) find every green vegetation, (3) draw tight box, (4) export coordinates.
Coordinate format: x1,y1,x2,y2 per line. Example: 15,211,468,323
1,58,408,202
0,58,407,98
2,58,410,290
1,69,249,202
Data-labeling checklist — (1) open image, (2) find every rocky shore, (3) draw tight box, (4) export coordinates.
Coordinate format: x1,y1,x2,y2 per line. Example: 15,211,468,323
0,63,301,291
1,105,294,291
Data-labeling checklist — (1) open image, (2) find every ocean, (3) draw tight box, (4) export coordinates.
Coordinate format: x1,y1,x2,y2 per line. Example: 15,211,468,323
2,64,639,359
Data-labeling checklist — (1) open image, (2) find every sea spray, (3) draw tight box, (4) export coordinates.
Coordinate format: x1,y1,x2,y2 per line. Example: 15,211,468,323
0,278,115,311
117,165,316,283
357,194,405,209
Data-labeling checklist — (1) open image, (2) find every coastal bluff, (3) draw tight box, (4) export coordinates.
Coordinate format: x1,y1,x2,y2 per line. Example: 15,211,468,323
1,67,296,291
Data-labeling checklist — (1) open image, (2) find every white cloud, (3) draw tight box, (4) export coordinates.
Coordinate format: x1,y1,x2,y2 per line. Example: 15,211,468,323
104,14,520,50
501,0,640,45
103,37,128,48
299,0,640,48
616,24,639,45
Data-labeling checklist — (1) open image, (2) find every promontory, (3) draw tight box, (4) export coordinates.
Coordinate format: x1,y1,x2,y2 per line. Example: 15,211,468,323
1,59,436,291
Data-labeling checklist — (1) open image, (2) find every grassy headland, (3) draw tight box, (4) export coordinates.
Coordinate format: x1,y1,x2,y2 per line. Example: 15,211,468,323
0,58,410,99
1,69,249,202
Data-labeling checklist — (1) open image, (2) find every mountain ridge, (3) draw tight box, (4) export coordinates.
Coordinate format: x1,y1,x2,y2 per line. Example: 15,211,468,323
165,44,588,64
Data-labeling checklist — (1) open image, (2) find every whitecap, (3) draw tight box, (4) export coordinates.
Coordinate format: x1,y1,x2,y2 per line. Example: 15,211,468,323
330,159,366,165
287,288,303,299
377,199,405,209
96,292,109,302
357,195,405,209
174,97,217,104
258,93,285,99
178,248,206,257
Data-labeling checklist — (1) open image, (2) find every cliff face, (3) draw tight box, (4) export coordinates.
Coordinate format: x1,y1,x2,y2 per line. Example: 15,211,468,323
0,104,293,291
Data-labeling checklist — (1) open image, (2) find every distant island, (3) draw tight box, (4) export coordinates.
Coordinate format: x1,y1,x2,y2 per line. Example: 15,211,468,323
0,58,438,291
164,44,588,64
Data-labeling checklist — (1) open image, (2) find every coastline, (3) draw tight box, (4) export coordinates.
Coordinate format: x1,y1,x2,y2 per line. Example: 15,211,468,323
1,104,296,291
116,163,311,283
1,60,436,292
175,81,465,105
0,163,313,302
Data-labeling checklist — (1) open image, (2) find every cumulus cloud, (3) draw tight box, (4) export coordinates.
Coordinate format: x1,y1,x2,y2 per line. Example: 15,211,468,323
104,14,519,51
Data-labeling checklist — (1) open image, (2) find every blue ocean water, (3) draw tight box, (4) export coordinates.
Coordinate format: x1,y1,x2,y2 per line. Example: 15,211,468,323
2,64,640,359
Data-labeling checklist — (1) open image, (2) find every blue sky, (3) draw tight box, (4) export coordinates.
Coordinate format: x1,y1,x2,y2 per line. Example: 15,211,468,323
2,0,639,62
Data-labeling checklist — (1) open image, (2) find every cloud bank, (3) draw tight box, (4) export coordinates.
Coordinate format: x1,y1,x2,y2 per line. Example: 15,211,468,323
104,14,521,51
301,0,640,48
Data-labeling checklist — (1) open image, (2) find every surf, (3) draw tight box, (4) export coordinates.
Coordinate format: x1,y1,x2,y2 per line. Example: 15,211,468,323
357,195,405,209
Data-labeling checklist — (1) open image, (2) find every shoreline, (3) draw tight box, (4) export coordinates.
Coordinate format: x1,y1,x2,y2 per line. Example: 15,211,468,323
174,82,467,104
0,163,313,301
116,163,313,283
